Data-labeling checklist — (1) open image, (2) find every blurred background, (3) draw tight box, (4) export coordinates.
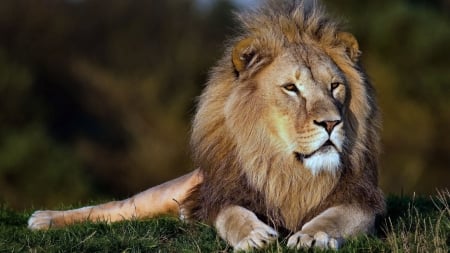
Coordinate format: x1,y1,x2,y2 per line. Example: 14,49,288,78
0,0,448,210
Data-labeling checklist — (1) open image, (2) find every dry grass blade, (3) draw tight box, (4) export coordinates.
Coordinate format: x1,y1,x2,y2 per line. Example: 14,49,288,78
385,189,449,253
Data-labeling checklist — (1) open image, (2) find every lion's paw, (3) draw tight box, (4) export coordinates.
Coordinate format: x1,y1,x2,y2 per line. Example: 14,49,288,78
287,231,344,250
234,225,278,252
28,210,58,230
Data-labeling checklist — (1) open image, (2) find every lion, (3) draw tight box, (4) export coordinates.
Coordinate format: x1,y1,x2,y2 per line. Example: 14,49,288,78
28,0,385,251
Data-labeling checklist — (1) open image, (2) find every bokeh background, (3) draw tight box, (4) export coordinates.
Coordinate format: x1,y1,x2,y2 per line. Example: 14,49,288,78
0,0,449,210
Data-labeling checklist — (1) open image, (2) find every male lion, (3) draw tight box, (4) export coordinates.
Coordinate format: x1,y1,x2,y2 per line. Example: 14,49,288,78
28,0,384,251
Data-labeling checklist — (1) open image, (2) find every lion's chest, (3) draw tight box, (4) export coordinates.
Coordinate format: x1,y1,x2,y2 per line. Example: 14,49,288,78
258,171,337,231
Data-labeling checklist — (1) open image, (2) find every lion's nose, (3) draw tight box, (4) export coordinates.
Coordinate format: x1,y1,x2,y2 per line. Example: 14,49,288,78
313,119,341,134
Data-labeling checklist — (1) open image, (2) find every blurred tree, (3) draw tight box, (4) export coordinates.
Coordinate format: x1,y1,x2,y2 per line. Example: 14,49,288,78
0,0,235,209
0,49,93,208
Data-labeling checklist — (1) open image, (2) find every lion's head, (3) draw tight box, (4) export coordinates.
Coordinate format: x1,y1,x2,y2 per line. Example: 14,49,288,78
188,0,382,230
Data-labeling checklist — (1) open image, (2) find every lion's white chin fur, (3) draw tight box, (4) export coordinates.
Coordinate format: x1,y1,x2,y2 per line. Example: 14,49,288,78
304,150,340,175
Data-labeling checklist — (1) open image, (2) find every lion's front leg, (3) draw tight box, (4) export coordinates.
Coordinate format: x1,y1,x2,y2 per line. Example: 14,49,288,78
214,205,278,251
287,205,376,250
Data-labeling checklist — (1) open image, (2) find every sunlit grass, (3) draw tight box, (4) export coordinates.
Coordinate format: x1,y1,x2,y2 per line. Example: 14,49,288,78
1,190,448,252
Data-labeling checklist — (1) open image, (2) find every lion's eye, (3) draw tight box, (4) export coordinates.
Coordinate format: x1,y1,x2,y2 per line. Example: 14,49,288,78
282,83,299,93
330,82,341,91
331,82,346,102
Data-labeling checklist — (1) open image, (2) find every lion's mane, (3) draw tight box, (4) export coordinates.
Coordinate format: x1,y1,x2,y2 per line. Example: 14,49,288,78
183,0,384,231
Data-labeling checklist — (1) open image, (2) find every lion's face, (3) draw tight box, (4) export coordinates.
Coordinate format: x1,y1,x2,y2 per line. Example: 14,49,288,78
224,45,348,176
258,48,346,174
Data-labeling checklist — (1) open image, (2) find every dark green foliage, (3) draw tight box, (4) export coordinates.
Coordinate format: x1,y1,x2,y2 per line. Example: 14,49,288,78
385,194,437,222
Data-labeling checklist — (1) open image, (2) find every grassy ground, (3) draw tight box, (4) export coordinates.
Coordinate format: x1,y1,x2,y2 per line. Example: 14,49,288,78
1,190,448,253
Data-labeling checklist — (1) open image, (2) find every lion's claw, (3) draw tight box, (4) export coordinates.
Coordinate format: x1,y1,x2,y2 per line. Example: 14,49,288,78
234,226,278,252
287,231,344,250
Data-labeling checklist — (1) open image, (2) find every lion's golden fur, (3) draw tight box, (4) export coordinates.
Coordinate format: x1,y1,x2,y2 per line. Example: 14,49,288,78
185,0,384,231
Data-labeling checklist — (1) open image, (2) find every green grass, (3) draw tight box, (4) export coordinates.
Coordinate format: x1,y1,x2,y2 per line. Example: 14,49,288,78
1,190,448,253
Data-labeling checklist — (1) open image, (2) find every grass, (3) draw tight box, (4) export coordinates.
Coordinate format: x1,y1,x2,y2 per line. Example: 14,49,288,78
1,190,448,253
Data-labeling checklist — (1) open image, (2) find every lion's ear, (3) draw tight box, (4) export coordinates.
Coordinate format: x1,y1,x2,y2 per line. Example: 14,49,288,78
232,37,259,74
337,32,361,62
